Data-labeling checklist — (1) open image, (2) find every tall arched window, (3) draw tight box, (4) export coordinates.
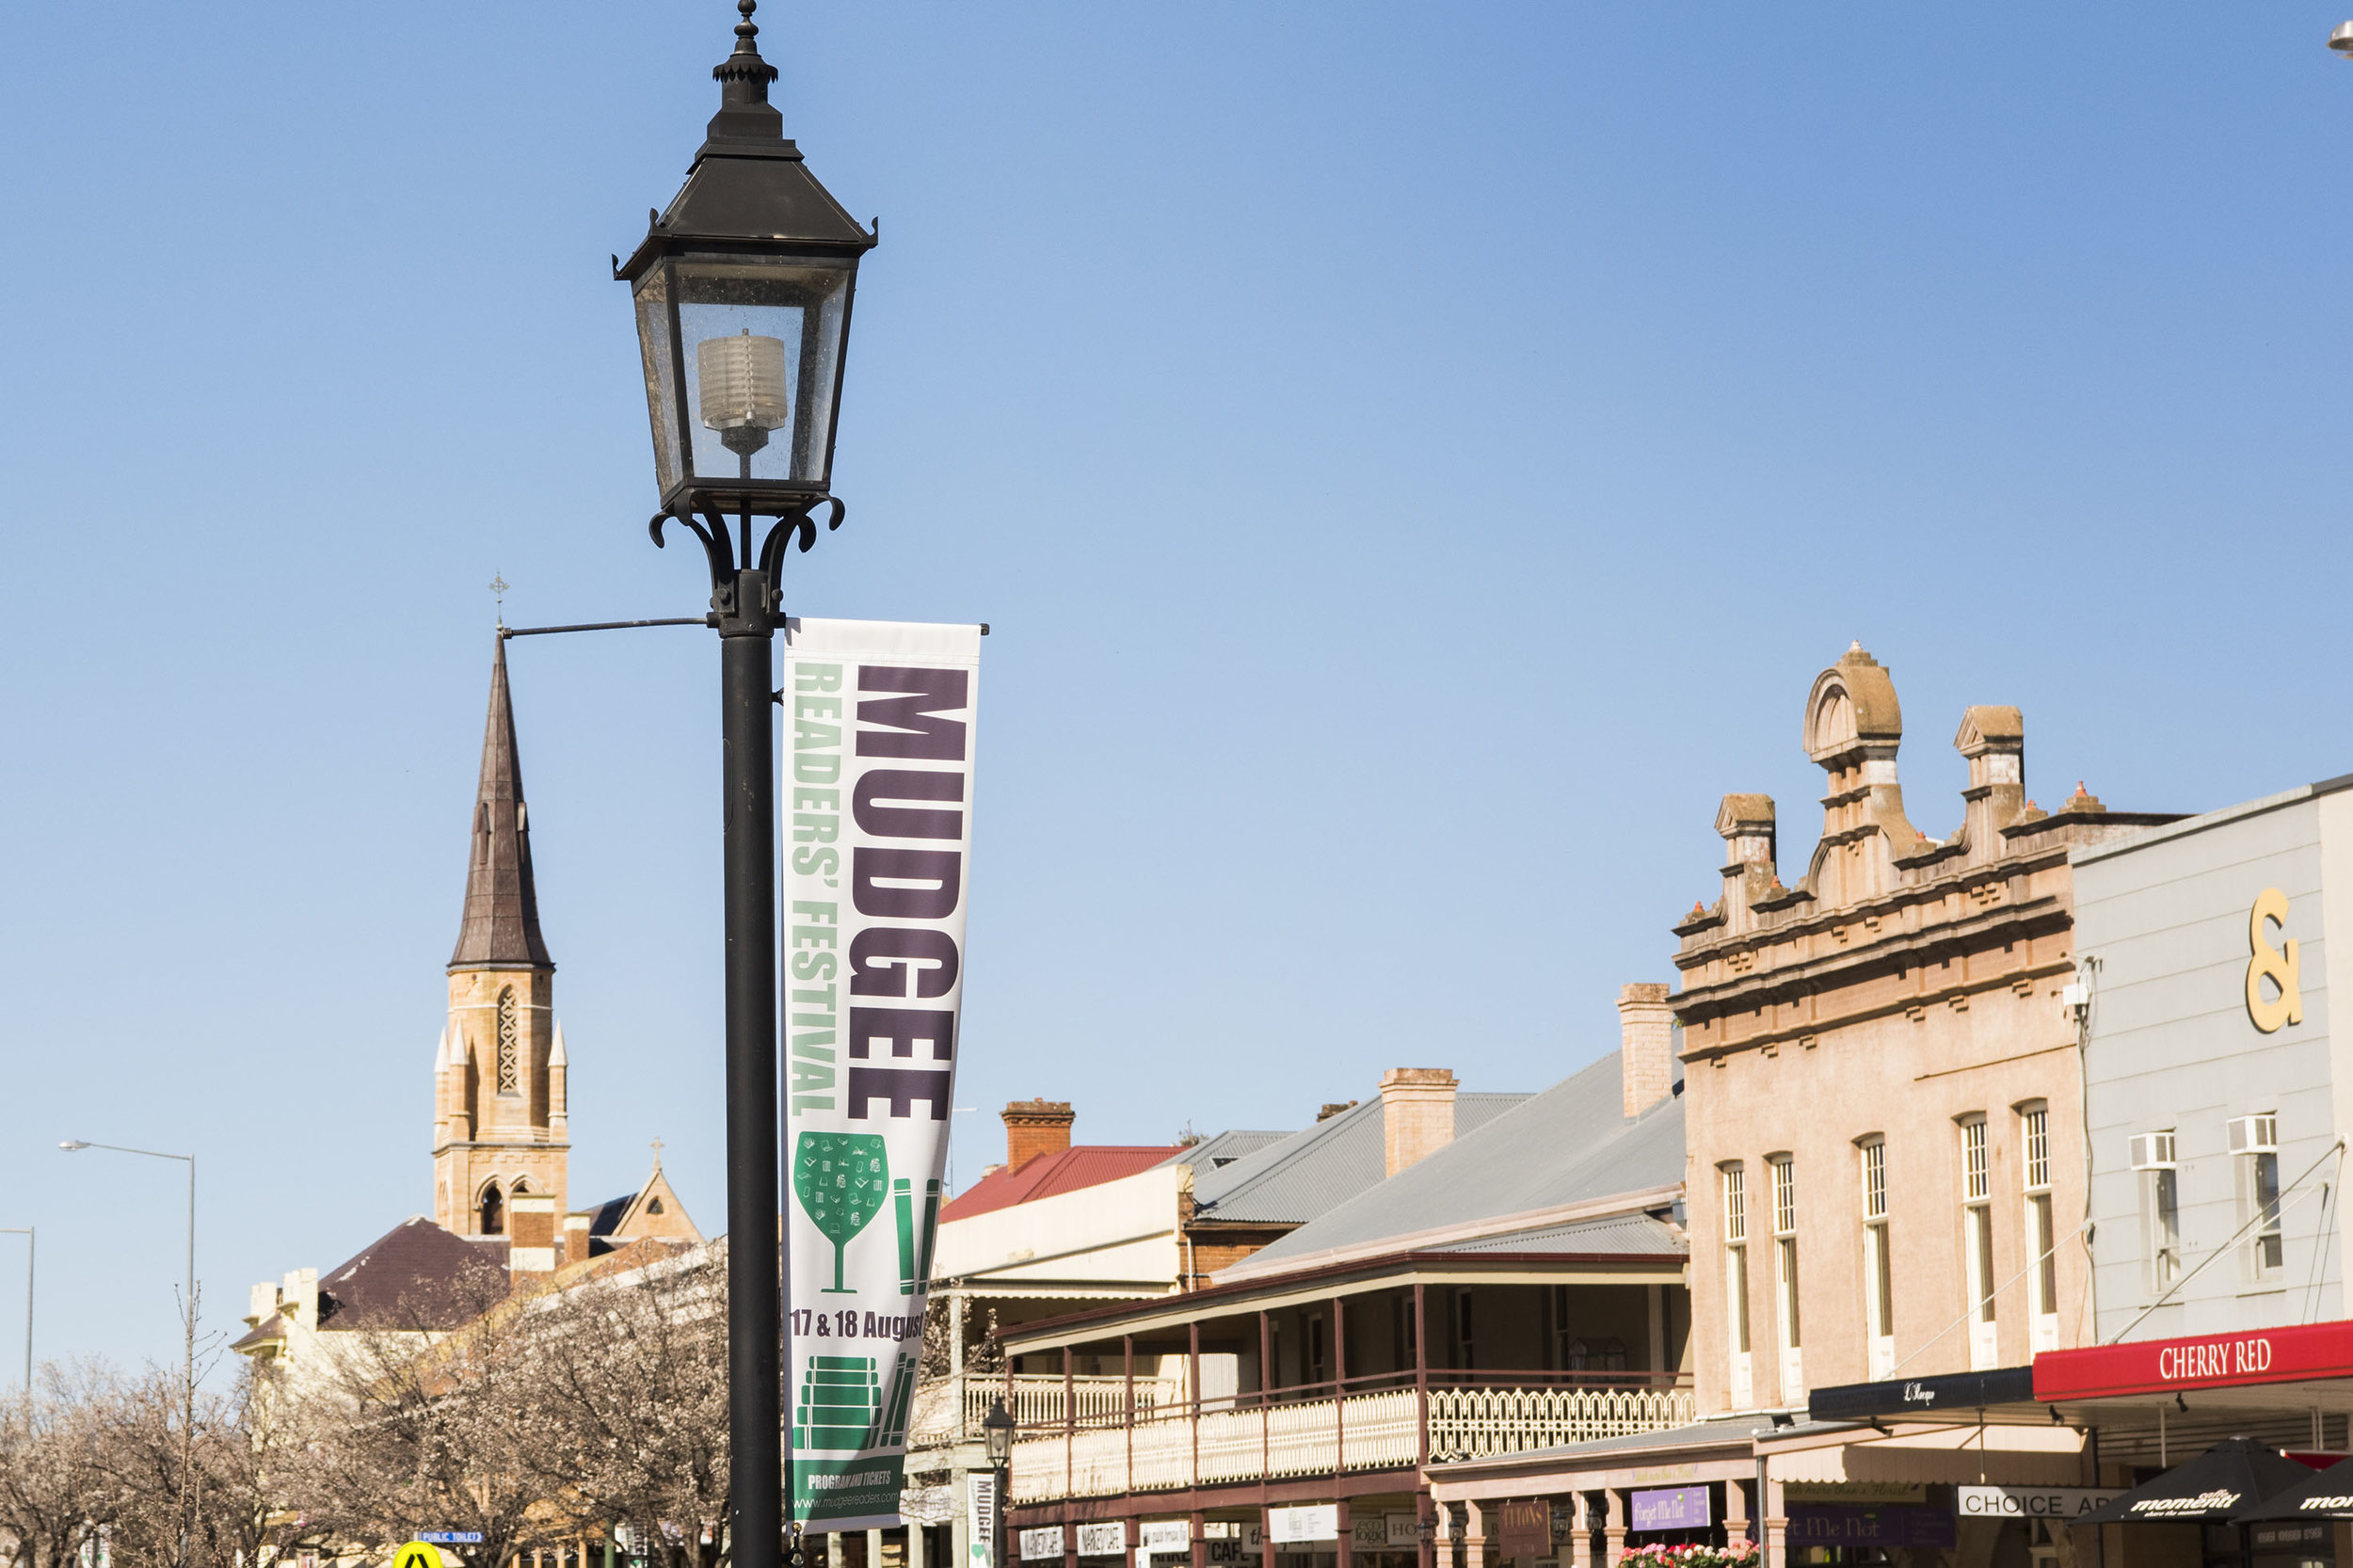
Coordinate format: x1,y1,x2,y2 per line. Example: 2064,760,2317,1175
479,1182,504,1236
496,986,520,1095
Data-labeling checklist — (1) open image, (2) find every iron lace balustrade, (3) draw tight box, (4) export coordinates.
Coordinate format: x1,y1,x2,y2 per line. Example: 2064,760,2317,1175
1001,1371,1697,1503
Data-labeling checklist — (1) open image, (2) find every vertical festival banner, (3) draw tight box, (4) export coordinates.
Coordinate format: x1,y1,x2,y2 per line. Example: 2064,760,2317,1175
781,618,982,1530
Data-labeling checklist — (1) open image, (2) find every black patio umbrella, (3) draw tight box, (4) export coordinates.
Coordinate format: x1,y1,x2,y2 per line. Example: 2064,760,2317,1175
2079,1437,2316,1526
2236,1454,2353,1522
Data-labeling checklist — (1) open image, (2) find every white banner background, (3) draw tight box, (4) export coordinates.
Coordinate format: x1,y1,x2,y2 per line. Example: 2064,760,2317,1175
783,618,982,1529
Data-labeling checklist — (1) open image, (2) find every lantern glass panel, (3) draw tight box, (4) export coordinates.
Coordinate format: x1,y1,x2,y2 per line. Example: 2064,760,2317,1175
667,255,854,491
632,268,683,496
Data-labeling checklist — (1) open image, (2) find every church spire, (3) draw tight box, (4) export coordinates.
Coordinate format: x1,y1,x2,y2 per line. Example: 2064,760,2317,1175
449,636,552,969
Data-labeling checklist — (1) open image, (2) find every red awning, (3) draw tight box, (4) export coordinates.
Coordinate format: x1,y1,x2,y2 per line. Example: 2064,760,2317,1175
2037,1320,2353,1402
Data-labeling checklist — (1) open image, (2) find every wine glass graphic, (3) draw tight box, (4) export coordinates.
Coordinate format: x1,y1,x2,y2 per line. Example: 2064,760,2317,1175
794,1131,889,1294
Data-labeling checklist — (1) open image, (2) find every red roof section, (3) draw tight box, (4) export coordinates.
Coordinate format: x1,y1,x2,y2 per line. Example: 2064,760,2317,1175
940,1146,1183,1223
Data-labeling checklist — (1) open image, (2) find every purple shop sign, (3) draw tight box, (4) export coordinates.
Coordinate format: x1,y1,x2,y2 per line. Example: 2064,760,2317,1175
1787,1507,1955,1551
1631,1488,1712,1532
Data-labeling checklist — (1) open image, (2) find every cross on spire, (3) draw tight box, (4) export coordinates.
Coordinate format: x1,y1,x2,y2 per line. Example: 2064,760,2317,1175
650,1136,665,1169
488,573,510,628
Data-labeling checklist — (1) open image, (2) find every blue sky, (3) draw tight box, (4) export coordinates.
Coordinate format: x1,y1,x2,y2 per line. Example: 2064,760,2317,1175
6,3,2353,1373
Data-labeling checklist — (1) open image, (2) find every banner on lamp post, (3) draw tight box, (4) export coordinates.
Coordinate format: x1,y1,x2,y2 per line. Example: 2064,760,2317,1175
782,618,984,1530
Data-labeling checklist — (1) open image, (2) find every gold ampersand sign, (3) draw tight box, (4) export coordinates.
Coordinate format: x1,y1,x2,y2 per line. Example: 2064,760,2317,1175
2246,887,2302,1034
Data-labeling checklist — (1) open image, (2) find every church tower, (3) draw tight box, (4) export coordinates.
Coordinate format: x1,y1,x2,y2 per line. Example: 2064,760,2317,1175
434,638,568,1236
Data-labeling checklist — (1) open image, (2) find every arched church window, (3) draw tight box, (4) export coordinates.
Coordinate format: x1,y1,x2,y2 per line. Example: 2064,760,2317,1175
496,986,520,1094
480,1182,504,1236
648,1197,664,1215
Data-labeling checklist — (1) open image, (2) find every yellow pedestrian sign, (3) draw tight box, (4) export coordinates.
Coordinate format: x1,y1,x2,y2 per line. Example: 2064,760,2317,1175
396,1544,445,1568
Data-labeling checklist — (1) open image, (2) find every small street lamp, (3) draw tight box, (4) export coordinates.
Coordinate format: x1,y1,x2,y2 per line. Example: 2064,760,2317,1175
615,7,876,1568
2331,21,2353,54
981,1399,1016,1568
61,1142,194,1568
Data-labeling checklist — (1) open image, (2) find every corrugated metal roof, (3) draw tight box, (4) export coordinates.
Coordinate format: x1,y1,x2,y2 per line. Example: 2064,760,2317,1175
1432,1211,1687,1256
1241,1052,1683,1267
1192,1093,1530,1226
1152,1128,1293,1173
938,1145,1181,1223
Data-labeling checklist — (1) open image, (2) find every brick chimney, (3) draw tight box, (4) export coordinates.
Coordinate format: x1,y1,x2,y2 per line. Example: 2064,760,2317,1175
1002,1099,1075,1173
508,1193,558,1283
1379,1069,1457,1176
561,1212,592,1268
1617,983,1676,1119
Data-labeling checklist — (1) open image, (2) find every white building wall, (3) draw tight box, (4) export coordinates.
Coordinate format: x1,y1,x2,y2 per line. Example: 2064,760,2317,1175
931,1166,1185,1288
2074,785,2343,1343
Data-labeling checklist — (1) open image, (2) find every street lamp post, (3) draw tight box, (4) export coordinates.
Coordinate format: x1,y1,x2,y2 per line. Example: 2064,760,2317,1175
615,7,875,1566
62,1143,194,1568
0,1227,31,1391
982,1398,1015,1568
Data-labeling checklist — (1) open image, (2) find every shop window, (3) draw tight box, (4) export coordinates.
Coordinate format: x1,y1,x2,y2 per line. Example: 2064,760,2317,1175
1959,1114,1996,1368
1770,1154,1802,1400
2131,1130,2181,1297
1721,1162,1752,1407
2232,1113,2284,1281
2021,1101,2058,1352
1857,1135,1895,1381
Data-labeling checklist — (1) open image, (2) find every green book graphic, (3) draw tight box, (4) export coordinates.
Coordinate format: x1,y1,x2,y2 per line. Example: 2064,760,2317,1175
794,1131,888,1293
793,1354,880,1451
869,1350,917,1449
893,1177,944,1296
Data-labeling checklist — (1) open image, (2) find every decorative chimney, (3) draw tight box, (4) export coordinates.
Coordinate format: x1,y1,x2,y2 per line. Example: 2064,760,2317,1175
1617,983,1676,1118
508,1193,558,1283
1379,1069,1458,1176
1953,706,2025,857
1002,1099,1075,1173
1714,794,1777,935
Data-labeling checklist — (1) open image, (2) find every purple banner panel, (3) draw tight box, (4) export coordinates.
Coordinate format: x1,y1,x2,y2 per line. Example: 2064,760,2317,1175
1787,1508,1955,1551
1630,1488,1712,1533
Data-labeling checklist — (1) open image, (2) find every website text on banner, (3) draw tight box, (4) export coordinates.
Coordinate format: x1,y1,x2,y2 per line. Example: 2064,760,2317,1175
783,618,983,1530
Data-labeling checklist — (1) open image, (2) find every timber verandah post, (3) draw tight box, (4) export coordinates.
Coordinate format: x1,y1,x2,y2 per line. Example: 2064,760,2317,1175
1257,1310,1273,1482
1124,1335,1135,1494
1188,1320,1202,1489
1064,1347,1076,1502
1330,1296,1345,1475
1413,1283,1431,1568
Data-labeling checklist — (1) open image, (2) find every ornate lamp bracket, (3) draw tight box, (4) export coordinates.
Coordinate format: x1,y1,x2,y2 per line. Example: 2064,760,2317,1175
648,494,849,632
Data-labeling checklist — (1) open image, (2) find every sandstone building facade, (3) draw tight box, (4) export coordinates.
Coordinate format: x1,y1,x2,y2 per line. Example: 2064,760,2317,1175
1673,643,2175,1411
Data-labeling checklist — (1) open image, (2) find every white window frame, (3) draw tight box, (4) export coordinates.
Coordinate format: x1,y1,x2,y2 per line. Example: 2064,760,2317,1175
1858,1136,1895,1382
1770,1154,1803,1400
2020,1102,2058,1353
2231,1113,2284,1283
2132,1130,2181,1298
1721,1162,1752,1408
1960,1115,1997,1369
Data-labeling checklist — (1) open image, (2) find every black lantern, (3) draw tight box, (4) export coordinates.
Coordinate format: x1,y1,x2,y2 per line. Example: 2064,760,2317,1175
982,1396,1016,1467
617,0,877,524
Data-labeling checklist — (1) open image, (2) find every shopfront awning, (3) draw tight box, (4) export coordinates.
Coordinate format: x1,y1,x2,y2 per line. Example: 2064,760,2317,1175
2077,1438,2314,1526
2036,1320,2353,1406
2233,1455,2353,1522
